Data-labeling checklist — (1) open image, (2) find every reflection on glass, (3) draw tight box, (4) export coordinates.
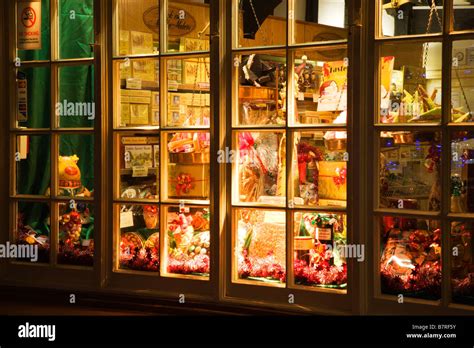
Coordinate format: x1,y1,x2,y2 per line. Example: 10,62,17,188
17,0,51,61
379,131,441,211
59,0,94,59
293,212,347,289
379,42,442,123
237,0,287,48
166,132,210,200
450,131,474,213
58,134,94,197
58,202,94,266
16,202,50,263
293,131,347,207
291,47,348,125
164,206,210,277
165,57,210,127
451,221,473,305
292,0,348,44
235,131,285,204
16,135,51,196
118,134,159,200
167,1,210,52
236,52,286,126
235,208,286,284
454,3,474,31
380,0,443,37
451,41,474,123
118,204,159,272
117,0,159,56
16,68,51,129
58,65,95,128
380,216,441,300
115,58,159,128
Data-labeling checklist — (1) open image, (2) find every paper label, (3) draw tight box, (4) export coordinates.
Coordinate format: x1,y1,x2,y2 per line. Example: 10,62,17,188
17,0,42,50
120,211,134,228
316,227,332,241
132,165,148,177
17,77,28,121
126,78,142,90
298,92,305,101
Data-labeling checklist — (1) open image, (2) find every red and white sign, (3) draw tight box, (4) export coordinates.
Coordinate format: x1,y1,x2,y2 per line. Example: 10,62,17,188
17,0,42,50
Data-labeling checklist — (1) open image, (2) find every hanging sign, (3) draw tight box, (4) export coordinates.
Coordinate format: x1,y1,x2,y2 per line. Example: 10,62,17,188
143,6,196,36
17,0,42,50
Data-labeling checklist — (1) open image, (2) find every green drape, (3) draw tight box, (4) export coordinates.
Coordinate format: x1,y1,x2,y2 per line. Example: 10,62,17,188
18,0,95,227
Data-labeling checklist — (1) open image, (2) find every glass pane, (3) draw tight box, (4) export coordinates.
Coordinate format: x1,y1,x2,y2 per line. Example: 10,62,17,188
117,134,159,200
59,0,94,59
235,51,286,126
235,208,286,284
163,205,210,278
16,67,51,129
115,58,159,128
16,135,51,196
293,212,347,289
451,131,474,213
236,0,287,48
378,42,442,124
164,56,210,127
165,132,210,200
379,0,443,37
379,131,441,211
380,216,441,300
17,0,51,61
452,40,474,123
167,1,210,52
291,0,348,44
451,221,474,305
234,131,286,205
453,3,474,31
58,202,94,266
16,201,50,263
58,65,95,128
290,47,348,125
118,204,159,272
58,134,94,198
292,131,347,208
116,0,159,56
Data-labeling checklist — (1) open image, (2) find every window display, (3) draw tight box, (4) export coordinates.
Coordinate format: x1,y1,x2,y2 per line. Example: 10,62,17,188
293,212,347,289
451,221,474,305
293,131,347,207
235,209,286,284
290,47,348,126
451,131,474,213
378,42,442,124
163,206,210,278
379,131,441,211
452,40,474,123
235,51,286,126
380,216,441,300
115,58,159,128
164,56,210,128
15,201,51,263
58,202,94,266
118,204,159,272
379,0,443,37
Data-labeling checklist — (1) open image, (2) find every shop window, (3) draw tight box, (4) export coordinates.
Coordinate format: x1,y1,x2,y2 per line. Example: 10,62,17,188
451,221,474,305
11,0,96,268
451,40,474,123
112,0,212,282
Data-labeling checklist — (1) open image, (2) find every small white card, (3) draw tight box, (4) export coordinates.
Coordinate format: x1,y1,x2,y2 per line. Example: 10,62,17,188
120,211,134,228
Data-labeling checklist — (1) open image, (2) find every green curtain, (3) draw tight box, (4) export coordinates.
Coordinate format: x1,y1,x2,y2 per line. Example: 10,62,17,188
19,0,94,227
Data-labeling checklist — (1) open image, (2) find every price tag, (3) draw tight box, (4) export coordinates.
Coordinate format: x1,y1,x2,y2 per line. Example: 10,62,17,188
120,211,134,228
316,227,332,241
132,165,148,177
126,78,142,90
298,92,305,101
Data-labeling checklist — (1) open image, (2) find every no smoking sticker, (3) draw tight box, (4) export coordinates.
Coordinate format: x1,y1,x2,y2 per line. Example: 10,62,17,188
17,0,42,50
